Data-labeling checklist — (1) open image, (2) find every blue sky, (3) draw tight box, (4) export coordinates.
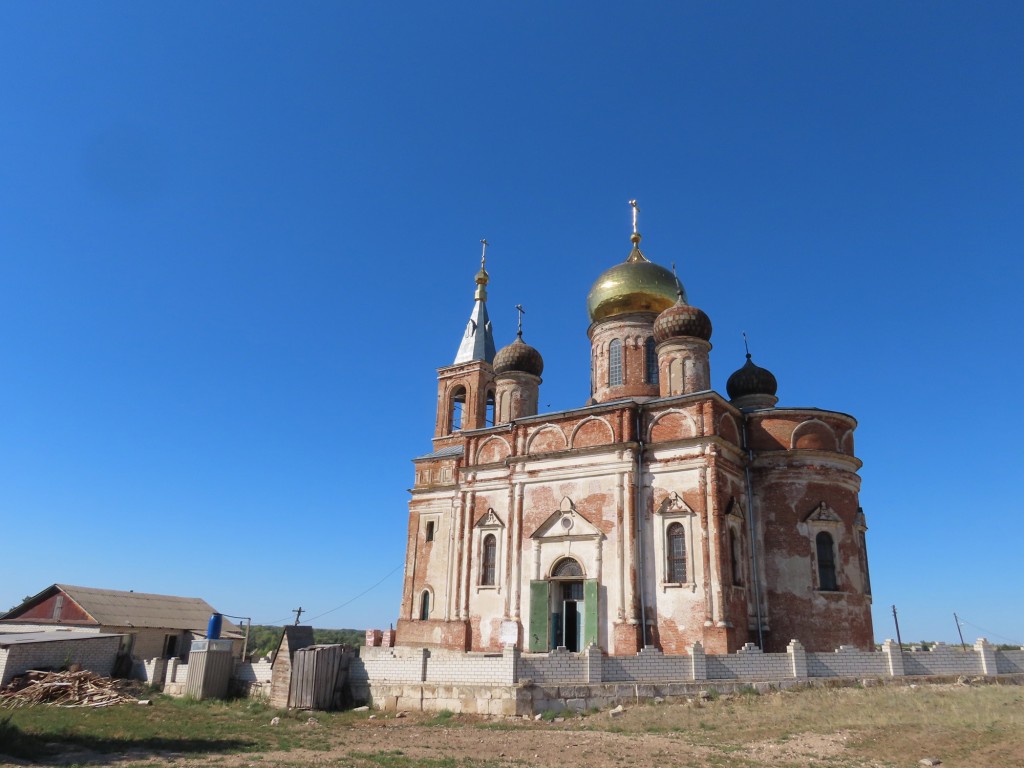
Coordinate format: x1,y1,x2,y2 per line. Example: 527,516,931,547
1,2,1021,646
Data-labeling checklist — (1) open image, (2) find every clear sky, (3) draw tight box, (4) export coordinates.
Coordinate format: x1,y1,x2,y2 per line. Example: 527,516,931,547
1,2,1021,646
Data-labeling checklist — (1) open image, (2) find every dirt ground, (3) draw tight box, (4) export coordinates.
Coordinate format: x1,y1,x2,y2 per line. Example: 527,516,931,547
3,681,1023,768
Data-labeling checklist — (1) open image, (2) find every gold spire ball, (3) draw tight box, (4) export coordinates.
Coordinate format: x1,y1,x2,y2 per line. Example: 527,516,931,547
586,200,686,324
475,239,490,301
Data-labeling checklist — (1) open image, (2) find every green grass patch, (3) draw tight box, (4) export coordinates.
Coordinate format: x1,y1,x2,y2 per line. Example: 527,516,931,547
0,694,332,761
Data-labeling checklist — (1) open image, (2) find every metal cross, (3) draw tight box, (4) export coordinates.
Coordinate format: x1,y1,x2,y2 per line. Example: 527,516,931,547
480,238,489,268
515,304,525,337
742,331,751,357
629,200,639,234
292,607,304,625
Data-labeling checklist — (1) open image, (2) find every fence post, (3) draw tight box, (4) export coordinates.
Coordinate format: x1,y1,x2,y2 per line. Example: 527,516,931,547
787,639,808,678
690,641,707,681
583,643,603,684
974,638,996,675
882,639,904,677
502,644,519,685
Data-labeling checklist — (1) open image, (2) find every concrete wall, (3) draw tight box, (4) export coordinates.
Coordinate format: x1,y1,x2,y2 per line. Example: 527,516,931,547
0,635,121,686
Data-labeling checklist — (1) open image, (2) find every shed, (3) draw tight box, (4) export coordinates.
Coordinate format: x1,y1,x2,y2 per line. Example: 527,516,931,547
269,626,315,708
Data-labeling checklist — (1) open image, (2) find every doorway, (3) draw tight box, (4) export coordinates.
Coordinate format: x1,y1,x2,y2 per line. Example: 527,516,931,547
551,580,584,651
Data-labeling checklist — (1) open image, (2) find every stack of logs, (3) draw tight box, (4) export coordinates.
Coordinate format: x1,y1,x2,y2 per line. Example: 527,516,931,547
0,670,138,708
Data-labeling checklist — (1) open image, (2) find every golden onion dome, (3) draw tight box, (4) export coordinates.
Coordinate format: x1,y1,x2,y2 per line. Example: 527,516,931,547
587,233,686,323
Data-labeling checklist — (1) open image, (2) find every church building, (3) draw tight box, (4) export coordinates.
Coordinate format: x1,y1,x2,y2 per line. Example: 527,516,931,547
396,205,873,656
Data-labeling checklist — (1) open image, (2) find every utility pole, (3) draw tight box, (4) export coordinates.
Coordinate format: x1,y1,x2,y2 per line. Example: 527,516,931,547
954,612,967,652
891,604,904,652
292,607,304,625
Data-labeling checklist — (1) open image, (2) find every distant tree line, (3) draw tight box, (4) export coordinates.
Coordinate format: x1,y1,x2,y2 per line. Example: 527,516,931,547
243,625,364,658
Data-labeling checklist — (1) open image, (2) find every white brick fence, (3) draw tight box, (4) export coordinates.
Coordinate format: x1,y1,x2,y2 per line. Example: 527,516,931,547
347,638,1024,714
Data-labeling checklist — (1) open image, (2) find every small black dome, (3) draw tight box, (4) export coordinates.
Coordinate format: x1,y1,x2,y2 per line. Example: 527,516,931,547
726,354,778,400
653,300,713,343
493,335,544,377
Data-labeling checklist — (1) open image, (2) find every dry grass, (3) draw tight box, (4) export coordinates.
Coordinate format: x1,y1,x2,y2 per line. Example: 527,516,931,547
1,681,1021,768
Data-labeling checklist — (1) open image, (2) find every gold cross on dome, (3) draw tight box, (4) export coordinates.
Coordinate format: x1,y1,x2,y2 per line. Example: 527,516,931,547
480,238,489,268
629,199,639,234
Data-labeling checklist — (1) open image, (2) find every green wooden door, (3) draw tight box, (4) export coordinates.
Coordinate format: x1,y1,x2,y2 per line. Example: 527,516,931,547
529,580,550,652
583,579,599,648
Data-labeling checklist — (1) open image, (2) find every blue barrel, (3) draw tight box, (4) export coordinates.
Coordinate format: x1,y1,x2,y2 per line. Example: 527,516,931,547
207,613,223,640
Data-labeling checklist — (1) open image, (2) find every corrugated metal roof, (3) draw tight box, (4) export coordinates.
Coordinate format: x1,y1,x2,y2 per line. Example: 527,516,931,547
413,445,464,461
0,631,124,647
53,584,238,632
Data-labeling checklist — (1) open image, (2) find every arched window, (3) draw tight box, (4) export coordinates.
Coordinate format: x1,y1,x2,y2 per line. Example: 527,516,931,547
816,532,838,591
644,337,658,385
730,528,742,585
608,339,623,386
419,590,431,620
667,522,687,583
481,534,497,585
552,557,584,579
449,386,467,432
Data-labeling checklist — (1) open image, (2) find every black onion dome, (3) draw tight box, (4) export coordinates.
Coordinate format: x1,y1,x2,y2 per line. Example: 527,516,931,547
653,299,713,343
726,354,778,400
493,335,544,377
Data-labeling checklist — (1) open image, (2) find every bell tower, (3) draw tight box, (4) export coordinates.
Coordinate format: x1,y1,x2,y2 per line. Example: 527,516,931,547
433,241,497,445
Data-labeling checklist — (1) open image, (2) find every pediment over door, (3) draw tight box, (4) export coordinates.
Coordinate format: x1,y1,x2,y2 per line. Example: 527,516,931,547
530,497,604,542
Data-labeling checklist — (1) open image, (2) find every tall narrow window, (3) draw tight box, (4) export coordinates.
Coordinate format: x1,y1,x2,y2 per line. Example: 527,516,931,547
425,521,435,542
450,386,467,432
667,523,687,582
859,531,871,596
730,528,743,585
482,534,497,585
644,337,658,385
816,532,838,591
486,390,496,426
419,590,431,620
608,339,623,386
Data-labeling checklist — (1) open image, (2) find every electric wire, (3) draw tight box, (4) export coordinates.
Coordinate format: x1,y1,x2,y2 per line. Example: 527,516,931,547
256,563,404,626
957,617,1021,646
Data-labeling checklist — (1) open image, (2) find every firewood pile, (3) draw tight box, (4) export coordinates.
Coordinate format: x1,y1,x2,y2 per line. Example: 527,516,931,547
0,670,138,708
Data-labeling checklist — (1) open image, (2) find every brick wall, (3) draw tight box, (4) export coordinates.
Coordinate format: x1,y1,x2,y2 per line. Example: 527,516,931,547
807,646,890,678
519,647,586,684
996,650,1024,674
898,643,982,677
342,637,1021,699
0,635,121,686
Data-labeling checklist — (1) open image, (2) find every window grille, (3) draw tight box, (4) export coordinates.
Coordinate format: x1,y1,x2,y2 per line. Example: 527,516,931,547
816,532,838,591
482,534,497,585
645,337,658,385
667,522,687,582
608,339,623,386
552,557,583,579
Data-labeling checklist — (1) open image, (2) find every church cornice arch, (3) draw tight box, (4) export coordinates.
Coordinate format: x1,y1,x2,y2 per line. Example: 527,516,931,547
526,423,568,455
647,408,698,443
569,415,615,449
790,418,837,451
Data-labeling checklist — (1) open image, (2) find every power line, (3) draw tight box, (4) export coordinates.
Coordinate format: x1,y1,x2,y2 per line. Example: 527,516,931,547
305,563,404,623
255,563,404,626
957,617,1021,646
